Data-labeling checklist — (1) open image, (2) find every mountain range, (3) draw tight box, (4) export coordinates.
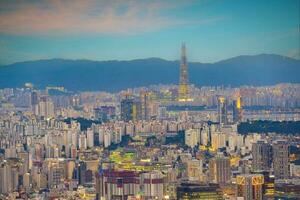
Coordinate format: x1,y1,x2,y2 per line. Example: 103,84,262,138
0,54,299,91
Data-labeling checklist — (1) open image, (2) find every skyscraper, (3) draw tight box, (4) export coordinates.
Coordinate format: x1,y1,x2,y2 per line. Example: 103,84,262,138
31,90,39,107
252,140,272,171
236,174,264,200
48,163,63,188
233,96,242,123
253,171,275,199
34,96,55,118
0,162,13,194
120,97,139,122
178,43,192,102
141,171,164,199
273,140,289,179
185,129,200,148
96,169,140,200
139,91,149,120
217,96,227,125
209,154,231,185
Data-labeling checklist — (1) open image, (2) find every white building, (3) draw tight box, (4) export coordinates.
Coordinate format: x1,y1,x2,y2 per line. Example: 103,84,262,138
86,128,94,148
185,129,200,148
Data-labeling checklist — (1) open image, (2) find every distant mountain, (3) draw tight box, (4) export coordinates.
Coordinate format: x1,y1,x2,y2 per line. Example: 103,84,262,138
0,54,299,91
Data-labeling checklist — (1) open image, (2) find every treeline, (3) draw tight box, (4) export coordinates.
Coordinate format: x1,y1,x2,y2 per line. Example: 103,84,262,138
238,120,300,135
63,117,101,131
165,131,185,145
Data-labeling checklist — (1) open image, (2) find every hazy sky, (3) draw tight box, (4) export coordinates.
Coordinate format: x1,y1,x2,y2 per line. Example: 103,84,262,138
0,0,299,64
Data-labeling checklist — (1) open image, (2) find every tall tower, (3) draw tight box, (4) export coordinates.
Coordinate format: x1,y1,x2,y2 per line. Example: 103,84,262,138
252,140,272,171
233,92,243,123
140,91,149,120
217,96,228,125
178,43,190,102
273,140,289,179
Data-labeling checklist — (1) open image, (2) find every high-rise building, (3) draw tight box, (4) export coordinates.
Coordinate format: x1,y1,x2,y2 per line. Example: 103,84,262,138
79,134,87,150
31,90,39,106
120,97,139,122
252,140,272,171
217,96,227,125
232,96,242,123
86,128,94,148
23,172,31,191
78,161,87,185
139,91,149,120
140,171,164,199
187,159,203,182
176,182,223,200
209,154,231,185
94,106,116,122
48,163,63,188
0,162,13,194
185,129,200,148
34,96,55,118
236,174,264,200
273,140,289,179
253,171,275,199
178,43,192,102
18,151,29,175
211,132,227,150
96,169,140,200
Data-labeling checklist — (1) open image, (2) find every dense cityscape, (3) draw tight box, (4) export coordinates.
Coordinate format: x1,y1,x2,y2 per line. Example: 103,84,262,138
0,43,300,200
0,1,300,200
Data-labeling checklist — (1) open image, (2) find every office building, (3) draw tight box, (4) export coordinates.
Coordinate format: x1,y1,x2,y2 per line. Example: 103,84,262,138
177,182,223,200
178,43,192,102
121,97,139,122
217,96,228,125
233,96,242,123
94,106,116,122
236,174,264,200
31,90,39,106
273,140,289,179
253,171,275,199
140,91,149,120
252,140,272,171
209,154,231,185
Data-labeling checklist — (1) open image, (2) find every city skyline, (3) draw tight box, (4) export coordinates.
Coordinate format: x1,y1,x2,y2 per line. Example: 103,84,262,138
0,0,299,64
0,1,300,199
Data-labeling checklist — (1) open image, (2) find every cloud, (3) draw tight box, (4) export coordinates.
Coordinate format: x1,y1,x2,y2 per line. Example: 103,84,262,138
0,0,220,36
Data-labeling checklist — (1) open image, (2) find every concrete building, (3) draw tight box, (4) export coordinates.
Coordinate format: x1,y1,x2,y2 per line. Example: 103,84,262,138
209,154,231,185
177,182,223,200
252,140,272,171
273,140,289,179
185,129,200,148
141,171,164,199
236,174,264,200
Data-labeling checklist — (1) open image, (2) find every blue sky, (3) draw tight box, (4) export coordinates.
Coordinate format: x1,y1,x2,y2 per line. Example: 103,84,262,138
0,0,299,64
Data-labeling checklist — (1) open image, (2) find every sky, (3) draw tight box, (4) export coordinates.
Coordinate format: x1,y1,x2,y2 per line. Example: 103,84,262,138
0,0,299,65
